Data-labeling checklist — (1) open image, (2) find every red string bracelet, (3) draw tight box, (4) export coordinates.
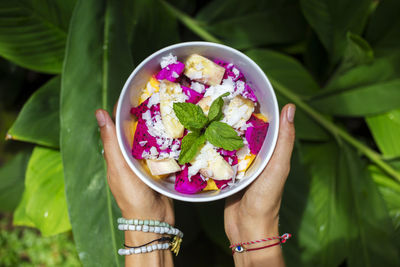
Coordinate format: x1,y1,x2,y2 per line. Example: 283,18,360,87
230,233,291,254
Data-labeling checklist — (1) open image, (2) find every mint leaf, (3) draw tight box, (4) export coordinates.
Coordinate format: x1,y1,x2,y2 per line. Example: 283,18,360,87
173,102,208,131
178,133,206,164
205,121,244,151
208,92,229,122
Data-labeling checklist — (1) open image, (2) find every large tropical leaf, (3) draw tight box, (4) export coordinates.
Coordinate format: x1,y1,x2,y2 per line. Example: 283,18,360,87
195,0,307,49
300,0,371,63
366,109,400,157
13,146,71,236
245,49,330,141
310,79,400,116
124,0,180,64
365,0,400,56
0,0,76,73
7,76,60,148
0,150,31,212
61,0,133,265
339,144,399,266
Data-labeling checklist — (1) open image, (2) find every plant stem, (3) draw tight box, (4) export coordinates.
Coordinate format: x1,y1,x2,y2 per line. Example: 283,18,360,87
160,0,222,44
270,78,400,182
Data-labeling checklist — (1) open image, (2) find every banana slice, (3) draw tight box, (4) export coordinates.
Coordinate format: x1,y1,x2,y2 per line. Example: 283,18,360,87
184,54,225,86
223,96,255,128
146,159,181,176
139,76,160,104
159,80,186,138
197,96,212,115
189,143,234,181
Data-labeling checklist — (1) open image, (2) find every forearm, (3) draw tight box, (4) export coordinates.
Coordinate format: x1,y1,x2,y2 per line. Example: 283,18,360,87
124,230,174,267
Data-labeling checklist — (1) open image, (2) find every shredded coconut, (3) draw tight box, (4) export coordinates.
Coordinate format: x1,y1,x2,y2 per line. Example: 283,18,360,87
191,82,205,93
147,92,160,108
160,53,177,69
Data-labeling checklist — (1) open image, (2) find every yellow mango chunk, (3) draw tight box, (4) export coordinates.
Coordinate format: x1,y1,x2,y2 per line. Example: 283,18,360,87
238,154,256,173
253,113,268,122
202,178,219,191
139,76,160,104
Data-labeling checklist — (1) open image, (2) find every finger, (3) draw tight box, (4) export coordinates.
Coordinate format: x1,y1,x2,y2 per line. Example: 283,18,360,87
95,109,130,173
249,104,296,194
113,102,118,120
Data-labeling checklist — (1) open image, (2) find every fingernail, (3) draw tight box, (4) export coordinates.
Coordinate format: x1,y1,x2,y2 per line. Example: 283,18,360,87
96,110,106,127
287,105,296,123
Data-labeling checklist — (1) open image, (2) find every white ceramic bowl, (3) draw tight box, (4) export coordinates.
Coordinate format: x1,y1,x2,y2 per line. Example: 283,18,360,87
116,42,279,202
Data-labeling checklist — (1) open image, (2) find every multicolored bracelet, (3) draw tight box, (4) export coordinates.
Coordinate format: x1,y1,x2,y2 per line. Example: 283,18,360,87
230,233,291,254
118,242,171,255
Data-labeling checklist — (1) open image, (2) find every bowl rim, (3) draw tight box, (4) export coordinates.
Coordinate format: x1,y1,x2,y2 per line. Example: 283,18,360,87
116,41,279,202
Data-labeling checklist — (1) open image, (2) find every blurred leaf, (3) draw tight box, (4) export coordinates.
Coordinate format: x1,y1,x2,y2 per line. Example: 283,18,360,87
366,109,400,157
365,0,400,56
0,0,76,73
339,144,399,266
0,150,31,212
311,79,400,116
335,33,373,75
300,0,371,63
14,147,71,236
325,51,400,92
7,76,60,148
369,162,400,230
245,49,329,141
196,0,307,49
124,0,180,64
61,0,132,265
299,142,347,266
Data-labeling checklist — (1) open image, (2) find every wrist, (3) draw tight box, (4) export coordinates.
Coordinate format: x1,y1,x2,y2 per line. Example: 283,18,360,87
228,216,279,244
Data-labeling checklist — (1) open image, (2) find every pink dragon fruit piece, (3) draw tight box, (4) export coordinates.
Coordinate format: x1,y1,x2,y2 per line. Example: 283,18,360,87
132,120,158,159
214,59,243,81
175,165,207,194
242,83,258,102
181,86,203,104
130,98,150,117
218,148,237,157
217,148,238,165
245,115,269,154
155,61,185,82
214,179,232,190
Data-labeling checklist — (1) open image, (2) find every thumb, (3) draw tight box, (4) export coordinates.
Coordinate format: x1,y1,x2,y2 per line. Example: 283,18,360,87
95,109,127,172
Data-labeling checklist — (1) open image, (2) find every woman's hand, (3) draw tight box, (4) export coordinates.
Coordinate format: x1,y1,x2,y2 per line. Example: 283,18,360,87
96,109,174,267
224,104,296,267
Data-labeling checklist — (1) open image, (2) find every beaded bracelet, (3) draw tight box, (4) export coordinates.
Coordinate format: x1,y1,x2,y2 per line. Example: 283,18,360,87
117,218,171,228
118,242,170,255
117,224,184,238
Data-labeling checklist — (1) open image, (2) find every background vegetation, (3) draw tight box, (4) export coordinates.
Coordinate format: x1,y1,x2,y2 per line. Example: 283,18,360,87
0,0,399,266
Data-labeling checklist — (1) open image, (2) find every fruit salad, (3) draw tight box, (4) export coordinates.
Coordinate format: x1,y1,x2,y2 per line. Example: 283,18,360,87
130,53,269,194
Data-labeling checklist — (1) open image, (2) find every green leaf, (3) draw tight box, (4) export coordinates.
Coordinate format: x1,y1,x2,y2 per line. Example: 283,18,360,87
369,162,400,230
14,147,71,237
124,0,180,64
0,0,76,73
300,0,371,63
178,133,205,164
7,77,60,148
325,52,400,92
0,150,31,212
208,92,229,122
335,32,374,75
245,49,330,141
339,144,399,266
173,102,208,131
366,109,400,157
196,0,307,49
61,0,132,265
311,79,400,116
365,0,400,56
204,121,243,151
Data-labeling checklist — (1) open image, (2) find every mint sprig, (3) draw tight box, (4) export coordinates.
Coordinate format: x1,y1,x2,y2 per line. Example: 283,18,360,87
173,92,244,163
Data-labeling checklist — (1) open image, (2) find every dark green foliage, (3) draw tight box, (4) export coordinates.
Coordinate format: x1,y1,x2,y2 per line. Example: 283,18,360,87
1,0,400,266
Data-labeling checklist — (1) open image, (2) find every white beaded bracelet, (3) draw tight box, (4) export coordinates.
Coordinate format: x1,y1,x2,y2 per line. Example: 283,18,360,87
117,224,184,238
118,242,170,255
